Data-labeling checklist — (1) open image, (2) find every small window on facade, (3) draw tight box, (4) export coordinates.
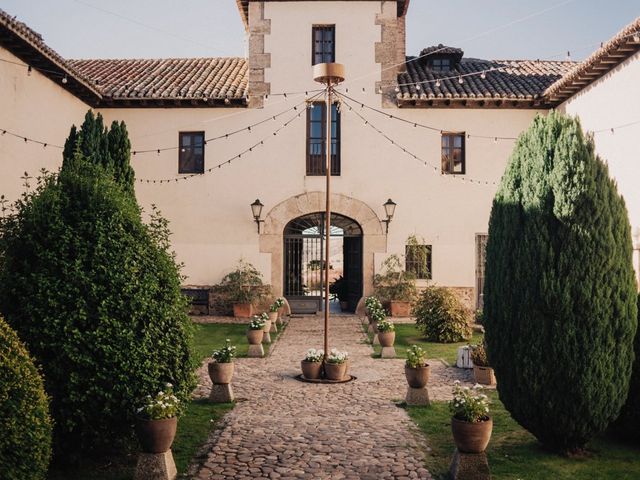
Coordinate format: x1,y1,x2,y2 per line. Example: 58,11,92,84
405,244,432,280
429,58,451,71
307,102,340,176
441,132,465,174
312,26,335,65
179,132,205,174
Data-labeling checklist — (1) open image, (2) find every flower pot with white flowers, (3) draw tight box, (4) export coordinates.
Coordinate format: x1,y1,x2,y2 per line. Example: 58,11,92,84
247,316,265,344
301,348,324,380
470,342,496,386
135,384,180,454
273,297,286,323
364,296,383,325
405,345,430,388
376,319,396,347
324,349,349,381
208,339,236,385
449,381,493,453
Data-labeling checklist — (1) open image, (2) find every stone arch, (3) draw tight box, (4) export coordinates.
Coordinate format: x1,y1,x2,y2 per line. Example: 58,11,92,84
259,192,387,297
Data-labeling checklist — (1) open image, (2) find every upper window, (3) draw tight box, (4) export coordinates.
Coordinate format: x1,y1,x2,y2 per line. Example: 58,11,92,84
312,26,335,65
441,132,465,174
429,58,451,72
307,102,340,176
179,132,205,174
405,244,432,280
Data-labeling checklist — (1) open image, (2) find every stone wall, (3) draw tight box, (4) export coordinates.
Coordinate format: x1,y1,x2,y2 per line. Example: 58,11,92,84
375,1,406,108
248,1,271,108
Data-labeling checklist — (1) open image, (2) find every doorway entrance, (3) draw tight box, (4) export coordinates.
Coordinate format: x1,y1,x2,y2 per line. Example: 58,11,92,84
283,212,363,314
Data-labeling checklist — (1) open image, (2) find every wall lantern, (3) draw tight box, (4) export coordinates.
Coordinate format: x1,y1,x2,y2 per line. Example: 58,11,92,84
251,199,264,233
382,198,397,234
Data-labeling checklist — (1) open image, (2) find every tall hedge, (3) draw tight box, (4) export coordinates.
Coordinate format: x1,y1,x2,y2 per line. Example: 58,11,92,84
0,317,52,480
616,293,640,441
0,155,195,459
484,112,637,453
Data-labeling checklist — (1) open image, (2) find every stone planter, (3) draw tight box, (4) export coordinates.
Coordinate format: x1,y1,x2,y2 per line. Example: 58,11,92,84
451,416,493,454
405,364,430,388
324,362,347,381
233,303,253,318
300,360,322,380
473,366,496,386
135,417,177,454
246,328,264,345
389,301,411,317
268,311,278,322
263,319,272,333
208,361,234,384
378,331,395,347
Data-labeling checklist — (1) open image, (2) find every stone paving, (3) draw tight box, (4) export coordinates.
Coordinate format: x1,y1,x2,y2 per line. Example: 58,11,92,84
191,315,475,480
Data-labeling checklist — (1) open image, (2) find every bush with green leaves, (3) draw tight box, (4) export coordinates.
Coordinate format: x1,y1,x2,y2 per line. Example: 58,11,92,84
373,254,417,303
413,286,471,343
0,317,52,480
406,345,428,368
616,293,640,442
484,112,637,453
220,260,265,304
0,158,195,459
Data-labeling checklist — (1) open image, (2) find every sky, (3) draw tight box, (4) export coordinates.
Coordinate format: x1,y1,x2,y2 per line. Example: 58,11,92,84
1,0,639,61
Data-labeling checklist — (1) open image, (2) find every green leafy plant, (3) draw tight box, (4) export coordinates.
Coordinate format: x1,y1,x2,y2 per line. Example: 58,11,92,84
406,345,428,369
365,296,383,313
616,293,640,441
0,317,52,480
0,155,195,459
249,315,266,330
326,349,349,364
377,319,395,332
373,254,417,303
369,306,387,323
414,286,472,343
270,297,285,312
137,385,181,420
211,339,236,364
220,260,265,304
470,343,489,367
302,348,324,363
449,382,490,423
329,275,348,302
484,112,637,453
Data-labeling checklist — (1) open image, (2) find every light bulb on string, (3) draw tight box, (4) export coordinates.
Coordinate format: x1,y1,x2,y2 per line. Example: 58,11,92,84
27,66,32,76
435,79,441,88
458,76,464,84
62,75,68,84
480,71,486,79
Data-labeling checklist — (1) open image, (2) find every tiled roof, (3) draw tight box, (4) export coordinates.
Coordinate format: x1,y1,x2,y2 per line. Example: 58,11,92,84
397,56,576,108
68,58,248,105
544,16,640,104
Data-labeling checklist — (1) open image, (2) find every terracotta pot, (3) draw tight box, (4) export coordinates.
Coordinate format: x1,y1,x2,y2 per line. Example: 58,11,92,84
324,362,347,381
378,331,396,347
246,328,264,345
263,319,272,333
405,365,430,388
301,360,322,380
208,361,234,384
451,416,493,453
233,303,253,318
473,366,496,386
268,311,278,322
135,417,177,454
340,301,349,311
390,301,411,317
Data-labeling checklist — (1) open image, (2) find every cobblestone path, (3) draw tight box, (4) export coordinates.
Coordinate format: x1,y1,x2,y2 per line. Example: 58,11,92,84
191,315,473,480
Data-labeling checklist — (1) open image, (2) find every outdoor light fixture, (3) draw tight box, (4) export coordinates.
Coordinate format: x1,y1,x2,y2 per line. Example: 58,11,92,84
382,198,397,234
250,199,264,233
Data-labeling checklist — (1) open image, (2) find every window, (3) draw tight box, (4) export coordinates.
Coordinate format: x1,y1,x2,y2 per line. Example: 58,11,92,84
312,26,335,65
441,132,465,174
405,244,432,280
429,58,451,71
179,132,205,174
306,102,340,176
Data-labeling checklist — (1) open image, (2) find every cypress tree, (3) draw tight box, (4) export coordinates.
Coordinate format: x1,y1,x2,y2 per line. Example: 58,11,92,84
616,293,640,442
107,120,135,196
484,112,637,453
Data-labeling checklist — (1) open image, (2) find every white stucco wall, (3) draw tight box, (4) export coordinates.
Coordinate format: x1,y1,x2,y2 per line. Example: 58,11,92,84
0,48,90,202
559,51,640,284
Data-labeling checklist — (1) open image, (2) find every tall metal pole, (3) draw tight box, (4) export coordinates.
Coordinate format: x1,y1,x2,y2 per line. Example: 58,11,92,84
324,80,332,359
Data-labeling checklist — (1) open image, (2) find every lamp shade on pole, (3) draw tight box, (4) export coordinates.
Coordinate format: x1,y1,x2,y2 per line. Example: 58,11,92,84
251,199,264,220
383,198,397,220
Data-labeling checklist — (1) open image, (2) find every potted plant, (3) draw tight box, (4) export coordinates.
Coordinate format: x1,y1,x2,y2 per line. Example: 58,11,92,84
470,343,496,386
268,298,285,323
220,260,265,318
449,381,492,453
373,254,417,317
273,297,286,321
364,296,383,323
330,276,349,311
208,339,236,385
135,383,180,454
324,349,349,381
300,348,324,380
247,316,265,345
405,345,430,388
377,319,396,347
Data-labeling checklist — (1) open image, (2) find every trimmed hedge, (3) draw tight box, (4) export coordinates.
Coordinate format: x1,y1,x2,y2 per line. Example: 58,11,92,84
414,286,471,343
0,317,52,480
0,158,195,459
484,112,637,452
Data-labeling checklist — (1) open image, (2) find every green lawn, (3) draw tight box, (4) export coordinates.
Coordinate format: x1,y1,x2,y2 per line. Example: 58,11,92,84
192,322,250,360
369,322,483,364
407,391,640,480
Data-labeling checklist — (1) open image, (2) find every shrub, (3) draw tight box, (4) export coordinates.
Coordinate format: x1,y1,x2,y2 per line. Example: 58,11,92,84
616,293,640,441
0,317,52,480
484,112,637,453
0,159,196,459
414,287,471,343
219,260,265,304
373,254,417,303
470,343,489,367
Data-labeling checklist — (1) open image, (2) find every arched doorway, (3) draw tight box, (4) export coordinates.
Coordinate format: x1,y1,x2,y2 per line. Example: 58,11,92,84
283,212,363,314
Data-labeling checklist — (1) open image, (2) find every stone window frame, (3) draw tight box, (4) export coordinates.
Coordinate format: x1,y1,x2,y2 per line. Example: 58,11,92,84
312,25,336,65
178,131,205,174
